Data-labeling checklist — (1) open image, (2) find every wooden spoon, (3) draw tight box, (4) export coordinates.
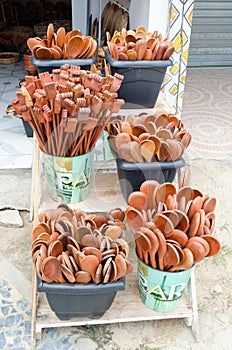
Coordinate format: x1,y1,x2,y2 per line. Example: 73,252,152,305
126,206,145,233
202,235,221,257
140,180,159,209
185,240,206,263
169,229,188,248
115,132,131,150
85,36,98,58
105,225,122,240
47,23,54,47
140,227,159,269
168,248,194,271
75,270,92,284
173,209,189,233
129,141,144,162
114,254,127,279
56,27,66,49
35,47,52,59
155,182,176,204
80,254,99,281
41,256,64,283
48,240,63,257
61,264,75,283
118,143,133,162
67,36,85,58
151,226,167,271
156,140,170,161
128,191,147,211
163,242,180,269
153,213,174,238
140,139,156,162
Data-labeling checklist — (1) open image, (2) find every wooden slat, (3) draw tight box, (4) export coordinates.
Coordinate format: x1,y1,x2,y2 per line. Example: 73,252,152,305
191,32,232,40
31,129,199,344
194,1,232,10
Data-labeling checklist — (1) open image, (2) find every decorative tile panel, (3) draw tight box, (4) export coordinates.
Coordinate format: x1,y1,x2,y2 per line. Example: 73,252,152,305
163,0,195,115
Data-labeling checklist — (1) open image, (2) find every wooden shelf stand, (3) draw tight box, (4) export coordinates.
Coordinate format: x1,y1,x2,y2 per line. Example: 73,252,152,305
31,140,200,348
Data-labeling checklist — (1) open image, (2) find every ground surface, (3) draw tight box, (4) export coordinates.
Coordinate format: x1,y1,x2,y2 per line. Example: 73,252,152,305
0,158,231,350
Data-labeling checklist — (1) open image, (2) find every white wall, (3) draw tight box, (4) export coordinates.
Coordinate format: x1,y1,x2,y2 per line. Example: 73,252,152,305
71,0,88,34
148,0,169,37
129,0,150,30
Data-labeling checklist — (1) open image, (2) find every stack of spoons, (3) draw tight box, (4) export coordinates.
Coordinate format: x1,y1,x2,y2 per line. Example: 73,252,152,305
32,204,133,284
106,26,175,61
27,23,98,60
107,110,192,162
126,180,220,271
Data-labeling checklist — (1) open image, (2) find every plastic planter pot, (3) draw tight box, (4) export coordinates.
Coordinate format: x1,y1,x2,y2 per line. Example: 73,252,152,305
116,157,185,201
105,49,172,108
37,277,125,320
22,119,33,137
32,56,96,74
137,257,193,312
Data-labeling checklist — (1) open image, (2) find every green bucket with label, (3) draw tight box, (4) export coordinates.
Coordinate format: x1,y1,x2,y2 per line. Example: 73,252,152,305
102,130,115,161
43,150,94,204
137,257,193,313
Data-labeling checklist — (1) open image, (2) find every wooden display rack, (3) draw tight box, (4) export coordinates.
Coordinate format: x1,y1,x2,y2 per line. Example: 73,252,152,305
31,139,200,348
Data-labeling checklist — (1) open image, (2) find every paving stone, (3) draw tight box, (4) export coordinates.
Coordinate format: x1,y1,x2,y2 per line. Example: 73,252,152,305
0,209,23,228
76,338,98,350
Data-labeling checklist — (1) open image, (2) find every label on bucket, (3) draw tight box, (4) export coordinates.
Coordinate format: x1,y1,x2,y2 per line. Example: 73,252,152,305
43,150,94,203
137,258,192,312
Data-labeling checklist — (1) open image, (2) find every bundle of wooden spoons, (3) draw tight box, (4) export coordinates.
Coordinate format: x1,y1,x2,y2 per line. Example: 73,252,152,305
32,204,133,284
27,23,98,60
106,26,174,61
125,180,220,271
12,65,125,156
106,110,191,162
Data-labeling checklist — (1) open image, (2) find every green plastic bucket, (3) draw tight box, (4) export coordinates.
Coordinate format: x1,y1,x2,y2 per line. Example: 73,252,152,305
43,150,94,204
137,257,193,312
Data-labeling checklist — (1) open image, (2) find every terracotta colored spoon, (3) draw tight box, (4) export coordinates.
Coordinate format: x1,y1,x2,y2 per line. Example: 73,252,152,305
67,36,85,58
36,47,53,60
169,229,188,248
41,256,65,283
129,141,143,162
114,254,127,280
126,206,145,233
169,248,194,271
75,270,92,284
163,242,180,269
153,213,174,238
185,240,206,263
128,191,147,211
56,26,66,49
202,235,221,257
140,227,159,269
140,180,159,209
140,139,156,162
80,254,99,282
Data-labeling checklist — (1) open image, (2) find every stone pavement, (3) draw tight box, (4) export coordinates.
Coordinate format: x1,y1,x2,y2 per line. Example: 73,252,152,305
0,159,232,350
